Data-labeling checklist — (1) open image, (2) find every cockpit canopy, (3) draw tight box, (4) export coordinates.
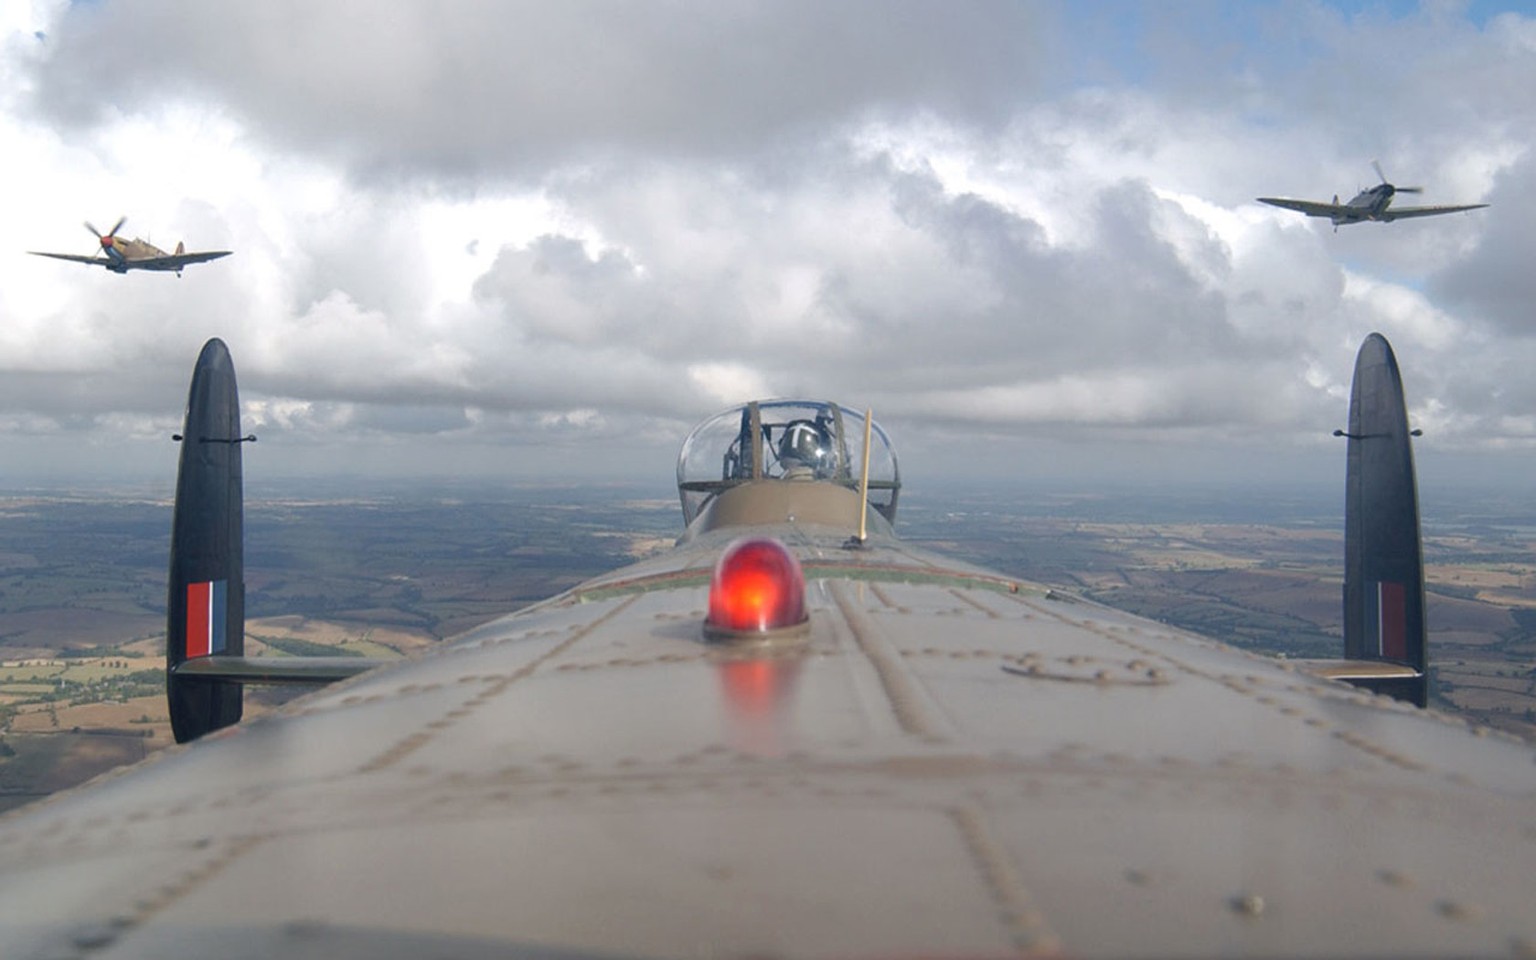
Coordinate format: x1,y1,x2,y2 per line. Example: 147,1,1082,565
677,400,901,526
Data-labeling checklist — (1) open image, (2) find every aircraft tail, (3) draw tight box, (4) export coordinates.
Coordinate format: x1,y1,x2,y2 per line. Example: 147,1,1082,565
166,339,248,742
1337,333,1428,706
165,341,387,742
175,241,184,255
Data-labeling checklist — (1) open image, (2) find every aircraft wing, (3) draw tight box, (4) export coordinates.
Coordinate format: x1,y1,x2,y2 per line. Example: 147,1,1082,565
133,250,233,270
26,251,113,266
4,526,1536,957
1256,196,1353,218
1376,203,1490,221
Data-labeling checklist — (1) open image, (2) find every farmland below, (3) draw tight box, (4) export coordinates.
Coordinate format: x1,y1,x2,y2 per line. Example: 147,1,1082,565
3,478,1533,811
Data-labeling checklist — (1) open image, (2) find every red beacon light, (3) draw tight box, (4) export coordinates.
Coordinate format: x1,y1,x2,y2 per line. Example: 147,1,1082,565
704,537,810,641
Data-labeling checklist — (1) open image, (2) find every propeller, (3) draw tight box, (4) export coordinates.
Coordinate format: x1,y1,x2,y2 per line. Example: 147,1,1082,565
84,216,127,251
1372,161,1422,195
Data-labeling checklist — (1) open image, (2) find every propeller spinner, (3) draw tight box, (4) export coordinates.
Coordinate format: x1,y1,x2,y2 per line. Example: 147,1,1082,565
1372,161,1422,196
85,216,128,251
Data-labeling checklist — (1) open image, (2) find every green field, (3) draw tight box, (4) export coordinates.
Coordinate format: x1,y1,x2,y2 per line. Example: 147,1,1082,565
2,481,1534,808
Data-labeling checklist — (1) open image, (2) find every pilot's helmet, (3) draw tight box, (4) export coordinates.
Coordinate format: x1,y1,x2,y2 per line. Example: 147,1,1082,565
778,420,835,477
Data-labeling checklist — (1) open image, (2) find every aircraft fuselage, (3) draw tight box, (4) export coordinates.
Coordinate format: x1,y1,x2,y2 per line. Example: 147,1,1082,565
1337,184,1395,223
103,237,173,271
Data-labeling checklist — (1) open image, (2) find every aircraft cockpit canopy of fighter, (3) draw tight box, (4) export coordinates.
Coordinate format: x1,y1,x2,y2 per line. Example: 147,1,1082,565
676,400,901,533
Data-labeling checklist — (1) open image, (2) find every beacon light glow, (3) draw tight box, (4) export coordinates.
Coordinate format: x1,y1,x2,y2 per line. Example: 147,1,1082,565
704,537,810,641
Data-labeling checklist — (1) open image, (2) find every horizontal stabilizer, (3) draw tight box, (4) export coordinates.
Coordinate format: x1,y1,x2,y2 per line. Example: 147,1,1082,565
1294,658,1425,704
174,655,389,685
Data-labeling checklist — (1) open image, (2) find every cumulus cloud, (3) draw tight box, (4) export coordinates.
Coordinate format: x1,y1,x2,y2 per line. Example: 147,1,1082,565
0,1,1533,486
24,1,1050,180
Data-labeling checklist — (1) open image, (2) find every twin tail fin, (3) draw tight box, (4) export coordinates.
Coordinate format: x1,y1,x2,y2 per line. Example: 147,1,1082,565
166,339,248,742
1326,333,1429,707
166,339,380,743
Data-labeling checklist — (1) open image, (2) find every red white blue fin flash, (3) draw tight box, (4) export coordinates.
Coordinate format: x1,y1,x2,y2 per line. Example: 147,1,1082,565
185,579,229,659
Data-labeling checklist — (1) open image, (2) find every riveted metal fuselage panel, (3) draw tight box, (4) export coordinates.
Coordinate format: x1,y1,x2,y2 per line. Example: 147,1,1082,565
3,504,1536,958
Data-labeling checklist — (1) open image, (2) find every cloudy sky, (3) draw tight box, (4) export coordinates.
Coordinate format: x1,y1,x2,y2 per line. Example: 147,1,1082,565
1,0,1533,494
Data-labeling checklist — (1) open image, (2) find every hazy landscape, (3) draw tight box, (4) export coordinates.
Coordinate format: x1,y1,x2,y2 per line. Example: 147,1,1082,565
3,477,1533,812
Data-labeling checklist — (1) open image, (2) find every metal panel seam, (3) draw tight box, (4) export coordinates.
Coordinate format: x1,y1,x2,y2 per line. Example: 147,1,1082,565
357,595,646,773
828,580,942,738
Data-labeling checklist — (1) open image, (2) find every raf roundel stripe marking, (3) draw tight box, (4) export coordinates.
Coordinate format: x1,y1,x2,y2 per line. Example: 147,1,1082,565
185,579,228,659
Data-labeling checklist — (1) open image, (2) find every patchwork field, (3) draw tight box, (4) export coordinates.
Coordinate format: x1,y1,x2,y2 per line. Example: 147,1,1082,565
901,486,1536,741
0,485,680,810
3,481,1534,810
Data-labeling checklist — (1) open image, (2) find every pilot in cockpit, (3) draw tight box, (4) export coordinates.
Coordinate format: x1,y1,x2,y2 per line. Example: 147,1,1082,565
689,400,898,528
775,418,838,480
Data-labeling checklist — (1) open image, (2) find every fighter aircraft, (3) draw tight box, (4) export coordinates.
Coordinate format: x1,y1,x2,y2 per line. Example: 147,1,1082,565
27,217,231,275
1258,162,1489,228
2,335,1535,958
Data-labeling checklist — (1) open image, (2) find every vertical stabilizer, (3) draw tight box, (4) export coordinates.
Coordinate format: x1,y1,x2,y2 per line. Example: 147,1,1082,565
167,339,247,742
1341,333,1427,706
